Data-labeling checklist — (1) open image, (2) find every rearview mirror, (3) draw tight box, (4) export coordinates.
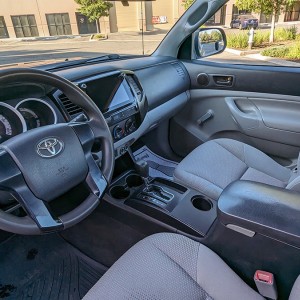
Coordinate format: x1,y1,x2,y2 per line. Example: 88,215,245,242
194,28,226,58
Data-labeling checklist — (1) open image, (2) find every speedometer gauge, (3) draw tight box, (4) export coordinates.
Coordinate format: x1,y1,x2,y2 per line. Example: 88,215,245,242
16,98,57,130
17,107,41,130
0,103,26,143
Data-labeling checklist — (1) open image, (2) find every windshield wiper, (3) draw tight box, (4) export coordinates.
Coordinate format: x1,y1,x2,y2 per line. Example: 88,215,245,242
39,54,122,71
85,54,121,63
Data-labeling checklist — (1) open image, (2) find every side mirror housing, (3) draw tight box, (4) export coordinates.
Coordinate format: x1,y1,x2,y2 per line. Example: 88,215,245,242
194,27,227,58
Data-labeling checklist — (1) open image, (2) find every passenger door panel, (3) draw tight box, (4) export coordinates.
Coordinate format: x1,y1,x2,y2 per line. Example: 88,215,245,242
170,61,300,165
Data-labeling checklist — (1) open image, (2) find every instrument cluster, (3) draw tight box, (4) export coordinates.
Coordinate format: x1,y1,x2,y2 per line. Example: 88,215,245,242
0,98,57,144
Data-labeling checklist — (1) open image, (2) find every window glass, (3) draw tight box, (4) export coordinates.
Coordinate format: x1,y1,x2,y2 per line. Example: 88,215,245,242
28,15,37,26
46,13,72,36
202,3,300,67
11,16,21,27
11,15,38,38
0,16,8,38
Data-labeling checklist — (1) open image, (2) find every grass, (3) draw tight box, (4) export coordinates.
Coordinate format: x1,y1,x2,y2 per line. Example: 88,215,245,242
227,26,298,49
91,33,106,40
227,32,248,49
274,26,297,41
261,42,300,60
254,30,270,46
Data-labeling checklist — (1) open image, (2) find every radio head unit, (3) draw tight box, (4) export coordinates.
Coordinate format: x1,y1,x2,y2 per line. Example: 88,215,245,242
77,71,146,144
82,72,136,115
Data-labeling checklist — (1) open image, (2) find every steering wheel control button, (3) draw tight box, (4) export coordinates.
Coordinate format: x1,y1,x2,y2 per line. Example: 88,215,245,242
36,138,64,158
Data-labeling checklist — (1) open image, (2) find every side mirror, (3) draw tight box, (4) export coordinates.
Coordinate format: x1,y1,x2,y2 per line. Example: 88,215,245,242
194,28,227,58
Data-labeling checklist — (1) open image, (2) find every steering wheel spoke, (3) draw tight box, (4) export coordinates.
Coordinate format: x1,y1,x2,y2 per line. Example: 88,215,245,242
12,186,63,233
69,122,95,153
0,149,21,187
70,123,108,198
0,149,63,232
85,159,108,199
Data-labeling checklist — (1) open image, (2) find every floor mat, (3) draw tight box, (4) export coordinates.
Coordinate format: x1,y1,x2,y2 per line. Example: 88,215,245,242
0,234,107,300
133,146,178,180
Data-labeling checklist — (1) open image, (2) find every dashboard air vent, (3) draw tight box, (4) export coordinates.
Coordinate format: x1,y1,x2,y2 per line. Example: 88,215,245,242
58,93,83,118
172,63,186,78
127,76,142,100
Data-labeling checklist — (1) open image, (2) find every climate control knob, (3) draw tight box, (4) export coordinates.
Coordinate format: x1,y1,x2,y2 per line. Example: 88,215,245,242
113,125,124,140
125,119,136,134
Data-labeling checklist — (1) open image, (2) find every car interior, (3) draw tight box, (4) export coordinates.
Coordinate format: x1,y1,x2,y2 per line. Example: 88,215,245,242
1,0,300,299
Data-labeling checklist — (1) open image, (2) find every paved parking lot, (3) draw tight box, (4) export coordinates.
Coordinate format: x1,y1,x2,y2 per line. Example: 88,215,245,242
1,25,295,67
0,31,169,67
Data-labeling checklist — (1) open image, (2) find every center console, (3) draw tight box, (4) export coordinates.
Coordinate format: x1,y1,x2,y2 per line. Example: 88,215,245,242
218,180,300,248
107,172,300,298
108,170,217,237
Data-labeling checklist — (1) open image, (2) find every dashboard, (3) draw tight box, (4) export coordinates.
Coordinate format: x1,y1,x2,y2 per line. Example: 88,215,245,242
0,56,190,159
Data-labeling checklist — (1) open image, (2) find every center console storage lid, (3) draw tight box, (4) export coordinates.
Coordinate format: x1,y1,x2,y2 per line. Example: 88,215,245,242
218,181,300,247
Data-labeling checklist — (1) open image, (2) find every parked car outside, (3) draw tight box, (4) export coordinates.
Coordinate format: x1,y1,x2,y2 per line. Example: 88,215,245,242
230,14,259,29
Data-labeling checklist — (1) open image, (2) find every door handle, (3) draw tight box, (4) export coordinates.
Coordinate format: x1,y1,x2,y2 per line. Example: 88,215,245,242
213,75,234,86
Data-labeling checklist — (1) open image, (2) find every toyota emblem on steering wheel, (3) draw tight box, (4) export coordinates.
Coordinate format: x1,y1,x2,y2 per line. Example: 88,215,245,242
36,137,64,158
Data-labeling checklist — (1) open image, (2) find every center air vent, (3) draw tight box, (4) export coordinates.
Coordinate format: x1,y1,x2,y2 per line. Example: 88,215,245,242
58,93,83,118
127,76,143,101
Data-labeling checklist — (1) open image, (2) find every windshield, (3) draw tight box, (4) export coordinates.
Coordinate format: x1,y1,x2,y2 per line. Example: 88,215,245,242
2,1,298,69
0,0,186,68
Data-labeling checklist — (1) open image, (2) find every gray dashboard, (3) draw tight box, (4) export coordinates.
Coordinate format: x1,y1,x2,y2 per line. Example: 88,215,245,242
0,56,190,158
52,56,191,158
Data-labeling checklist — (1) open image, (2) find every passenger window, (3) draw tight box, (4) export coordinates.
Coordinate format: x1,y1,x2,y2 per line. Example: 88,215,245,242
197,2,300,67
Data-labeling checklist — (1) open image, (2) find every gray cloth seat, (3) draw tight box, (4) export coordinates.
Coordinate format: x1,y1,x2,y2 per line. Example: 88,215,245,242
84,233,300,300
173,138,299,201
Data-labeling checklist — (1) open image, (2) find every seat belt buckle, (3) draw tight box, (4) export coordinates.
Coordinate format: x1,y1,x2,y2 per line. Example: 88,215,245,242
254,270,278,300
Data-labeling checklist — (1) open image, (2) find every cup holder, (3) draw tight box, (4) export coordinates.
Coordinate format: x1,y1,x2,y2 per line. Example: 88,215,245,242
192,196,213,212
110,186,130,200
126,174,144,188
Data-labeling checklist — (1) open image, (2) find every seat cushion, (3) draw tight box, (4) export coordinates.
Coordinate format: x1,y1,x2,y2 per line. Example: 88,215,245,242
289,275,300,300
83,233,263,300
174,138,291,200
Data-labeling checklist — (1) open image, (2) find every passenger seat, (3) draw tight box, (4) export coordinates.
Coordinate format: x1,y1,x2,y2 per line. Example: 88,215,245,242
84,233,300,300
174,138,300,201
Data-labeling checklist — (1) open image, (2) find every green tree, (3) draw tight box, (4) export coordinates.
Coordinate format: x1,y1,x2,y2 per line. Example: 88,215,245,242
235,0,296,42
182,0,195,10
74,0,113,33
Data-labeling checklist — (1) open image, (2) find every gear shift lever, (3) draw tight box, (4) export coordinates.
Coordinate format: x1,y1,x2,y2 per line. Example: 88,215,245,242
127,147,174,203
135,159,150,188
127,147,150,188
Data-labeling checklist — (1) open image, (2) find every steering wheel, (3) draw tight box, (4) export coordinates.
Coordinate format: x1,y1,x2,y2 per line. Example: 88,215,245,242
0,69,115,235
